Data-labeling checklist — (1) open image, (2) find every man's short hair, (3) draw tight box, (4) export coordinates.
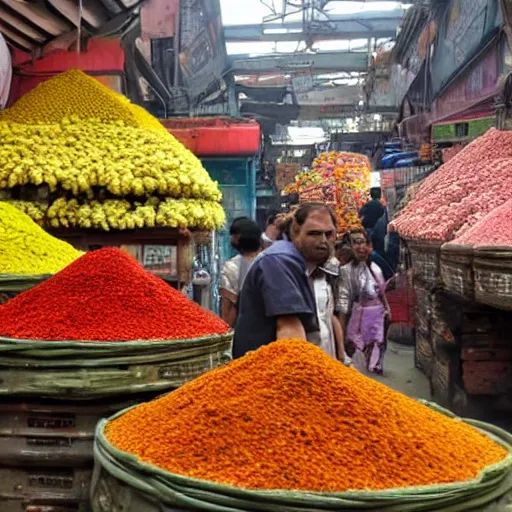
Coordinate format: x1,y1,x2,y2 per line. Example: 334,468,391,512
266,212,279,227
236,219,262,253
370,187,382,200
229,217,250,236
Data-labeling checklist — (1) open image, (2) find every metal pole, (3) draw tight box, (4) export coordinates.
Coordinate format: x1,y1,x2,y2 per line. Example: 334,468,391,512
77,0,83,54
173,0,181,89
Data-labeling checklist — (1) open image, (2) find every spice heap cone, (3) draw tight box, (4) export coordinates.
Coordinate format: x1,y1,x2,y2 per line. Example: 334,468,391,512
448,197,512,247
106,339,508,492
0,70,225,230
0,248,229,341
0,202,82,274
393,128,512,241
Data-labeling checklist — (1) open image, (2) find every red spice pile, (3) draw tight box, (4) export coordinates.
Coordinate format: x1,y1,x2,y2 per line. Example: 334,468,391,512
0,248,229,341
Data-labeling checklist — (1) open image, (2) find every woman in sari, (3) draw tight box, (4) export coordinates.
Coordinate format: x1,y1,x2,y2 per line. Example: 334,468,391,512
338,229,391,375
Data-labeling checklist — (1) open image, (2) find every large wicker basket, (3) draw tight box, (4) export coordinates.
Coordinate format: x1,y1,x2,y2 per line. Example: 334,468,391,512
440,244,474,301
0,333,233,399
406,240,443,289
474,247,512,311
0,273,51,304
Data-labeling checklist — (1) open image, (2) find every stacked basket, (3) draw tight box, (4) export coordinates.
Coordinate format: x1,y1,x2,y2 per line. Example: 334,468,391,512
440,244,475,301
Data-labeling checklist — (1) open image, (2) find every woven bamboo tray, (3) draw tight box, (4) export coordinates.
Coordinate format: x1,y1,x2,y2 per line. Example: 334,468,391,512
91,403,512,512
440,244,474,301
474,247,512,311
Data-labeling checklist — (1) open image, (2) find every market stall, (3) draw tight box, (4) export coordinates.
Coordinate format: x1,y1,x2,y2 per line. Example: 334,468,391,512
392,124,512,423
0,69,231,510
0,69,226,299
0,246,232,511
162,117,260,310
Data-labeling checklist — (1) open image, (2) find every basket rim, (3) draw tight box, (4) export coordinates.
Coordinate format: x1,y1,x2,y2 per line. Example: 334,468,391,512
0,331,234,349
97,400,512,501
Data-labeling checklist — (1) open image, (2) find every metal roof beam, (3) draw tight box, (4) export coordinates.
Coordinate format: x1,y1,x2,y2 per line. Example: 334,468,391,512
231,52,369,74
224,9,401,42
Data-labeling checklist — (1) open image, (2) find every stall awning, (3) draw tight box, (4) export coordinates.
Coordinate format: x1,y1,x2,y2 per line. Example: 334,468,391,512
0,0,138,53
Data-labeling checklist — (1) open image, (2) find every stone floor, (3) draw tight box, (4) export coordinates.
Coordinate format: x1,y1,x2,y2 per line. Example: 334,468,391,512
369,341,432,401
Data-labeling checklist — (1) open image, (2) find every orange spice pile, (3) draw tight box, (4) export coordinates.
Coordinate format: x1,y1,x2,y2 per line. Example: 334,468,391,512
106,339,507,492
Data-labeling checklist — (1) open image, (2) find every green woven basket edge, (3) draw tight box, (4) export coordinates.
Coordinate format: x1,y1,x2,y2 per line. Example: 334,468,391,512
96,399,512,502
0,331,234,350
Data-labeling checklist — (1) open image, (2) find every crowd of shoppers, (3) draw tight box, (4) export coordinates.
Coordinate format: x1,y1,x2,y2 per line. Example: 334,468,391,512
220,193,394,375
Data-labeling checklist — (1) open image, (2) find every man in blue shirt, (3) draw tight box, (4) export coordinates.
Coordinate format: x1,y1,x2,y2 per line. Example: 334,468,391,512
359,187,385,234
233,203,337,358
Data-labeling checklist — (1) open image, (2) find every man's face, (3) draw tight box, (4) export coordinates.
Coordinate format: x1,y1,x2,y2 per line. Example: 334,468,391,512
350,232,371,262
294,210,336,266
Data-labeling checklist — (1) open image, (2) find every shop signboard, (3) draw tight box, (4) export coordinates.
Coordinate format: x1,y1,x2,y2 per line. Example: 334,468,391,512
432,44,499,122
179,0,228,99
432,116,495,142
296,85,361,106
431,0,501,95
291,71,314,94
143,245,178,277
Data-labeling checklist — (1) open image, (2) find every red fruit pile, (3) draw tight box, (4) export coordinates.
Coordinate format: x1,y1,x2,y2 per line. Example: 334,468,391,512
394,129,512,241
449,198,512,248
0,248,229,341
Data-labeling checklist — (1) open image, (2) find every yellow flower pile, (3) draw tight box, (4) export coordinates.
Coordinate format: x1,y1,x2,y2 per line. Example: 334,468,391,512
0,69,225,231
0,202,82,274
4,200,48,225
48,197,225,232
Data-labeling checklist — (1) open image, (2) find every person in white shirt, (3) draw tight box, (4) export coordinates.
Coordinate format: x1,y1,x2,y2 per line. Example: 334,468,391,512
220,219,261,327
261,213,279,249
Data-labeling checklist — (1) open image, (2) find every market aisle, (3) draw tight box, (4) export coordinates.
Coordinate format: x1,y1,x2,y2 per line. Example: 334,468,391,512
370,341,432,401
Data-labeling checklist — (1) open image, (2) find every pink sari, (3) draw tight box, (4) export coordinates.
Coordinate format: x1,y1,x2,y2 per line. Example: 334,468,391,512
345,264,387,373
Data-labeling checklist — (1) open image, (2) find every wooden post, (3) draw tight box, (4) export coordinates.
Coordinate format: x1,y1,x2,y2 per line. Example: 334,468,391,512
177,228,193,289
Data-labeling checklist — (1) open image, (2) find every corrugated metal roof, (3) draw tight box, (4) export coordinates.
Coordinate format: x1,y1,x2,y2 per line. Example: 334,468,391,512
0,0,138,51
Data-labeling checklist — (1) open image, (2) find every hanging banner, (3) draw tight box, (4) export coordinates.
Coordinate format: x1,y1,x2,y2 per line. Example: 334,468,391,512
291,71,314,93
179,0,228,99
296,85,361,106
0,33,11,109
141,0,178,39
432,43,500,122
431,0,502,95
